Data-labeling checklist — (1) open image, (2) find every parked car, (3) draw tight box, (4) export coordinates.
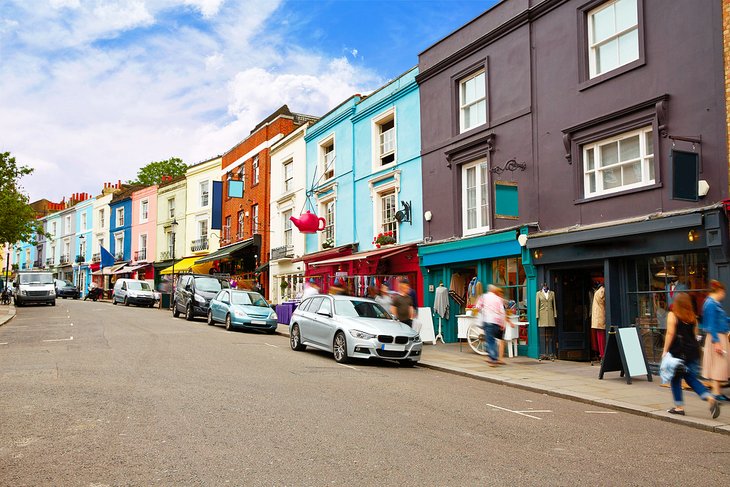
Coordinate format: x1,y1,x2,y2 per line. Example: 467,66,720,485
112,278,156,307
207,289,278,333
172,274,230,321
55,279,80,299
14,271,55,306
289,295,422,366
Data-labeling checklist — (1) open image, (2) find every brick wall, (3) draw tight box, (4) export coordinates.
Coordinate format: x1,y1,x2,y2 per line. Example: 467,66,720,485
725,0,730,192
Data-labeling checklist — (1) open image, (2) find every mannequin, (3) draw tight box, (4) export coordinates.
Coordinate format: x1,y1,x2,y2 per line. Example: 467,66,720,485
537,282,557,359
433,282,449,344
591,282,606,359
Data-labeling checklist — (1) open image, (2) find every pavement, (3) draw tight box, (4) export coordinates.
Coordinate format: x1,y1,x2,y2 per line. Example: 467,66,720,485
0,303,15,327
275,322,730,435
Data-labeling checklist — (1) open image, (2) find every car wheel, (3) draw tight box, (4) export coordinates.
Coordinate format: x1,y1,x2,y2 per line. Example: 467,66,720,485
62,296,67,299
207,310,215,326
290,324,306,351
112,297,117,305
399,360,416,368
50,300,55,307
185,303,194,321
225,314,234,331
124,297,129,307
172,300,180,317
333,331,349,364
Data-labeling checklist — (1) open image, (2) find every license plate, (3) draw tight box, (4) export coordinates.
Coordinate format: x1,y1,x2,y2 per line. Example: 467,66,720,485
251,320,267,325
382,344,405,351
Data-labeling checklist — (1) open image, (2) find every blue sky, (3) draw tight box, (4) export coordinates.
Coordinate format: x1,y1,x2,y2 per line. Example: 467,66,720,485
0,0,498,201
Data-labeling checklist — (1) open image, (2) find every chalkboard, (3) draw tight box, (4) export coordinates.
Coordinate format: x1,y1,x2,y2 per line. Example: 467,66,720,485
599,326,652,384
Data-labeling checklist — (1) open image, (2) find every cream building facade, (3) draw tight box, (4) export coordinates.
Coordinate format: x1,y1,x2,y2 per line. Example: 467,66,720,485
183,156,221,262
156,175,187,264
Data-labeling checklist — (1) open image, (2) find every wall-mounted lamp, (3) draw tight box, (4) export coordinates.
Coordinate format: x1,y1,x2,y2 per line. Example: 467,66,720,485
698,180,710,198
517,234,528,247
424,211,433,222
688,229,700,242
533,249,543,260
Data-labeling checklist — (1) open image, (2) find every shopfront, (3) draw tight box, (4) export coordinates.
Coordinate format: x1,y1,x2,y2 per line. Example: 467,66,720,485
195,235,261,293
527,207,730,367
270,248,305,304
418,227,538,358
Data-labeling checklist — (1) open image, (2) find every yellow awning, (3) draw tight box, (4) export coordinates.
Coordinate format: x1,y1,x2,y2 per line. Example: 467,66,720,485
159,257,214,275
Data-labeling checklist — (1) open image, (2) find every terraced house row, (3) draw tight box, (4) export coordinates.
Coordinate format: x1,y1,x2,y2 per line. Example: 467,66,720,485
10,0,730,364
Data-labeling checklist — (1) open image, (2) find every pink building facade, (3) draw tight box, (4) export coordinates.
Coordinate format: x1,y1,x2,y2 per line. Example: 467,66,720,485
131,185,158,280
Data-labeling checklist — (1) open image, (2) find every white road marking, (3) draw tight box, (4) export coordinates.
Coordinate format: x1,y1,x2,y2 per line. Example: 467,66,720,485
486,403,544,420
585,411,618,414
0,342,7,345
337,363,358,371
264,343,278,348
42,337,74,342
515,410,553,413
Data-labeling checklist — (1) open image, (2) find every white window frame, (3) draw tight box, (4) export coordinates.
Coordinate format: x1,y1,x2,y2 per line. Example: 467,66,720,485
117,208,124,227
252,157,260,185
138,234,147,261
461,159,490,235
197,219,208,240
319,135,336,182
251,204,259,234
587,0,639,78
378,190,399,243
65,215,72,234
97,237,104,255
282,209,293,248
79,239,86,260
80,212,87,231
283,160,294,193
115,233,124,257
459,69,487,133
168,197,176,219
320,198,336,247
140,199,149,223
582,126,654,198
51,222,57,237
372,109,397,171
200,181,210,208
98,209,105,229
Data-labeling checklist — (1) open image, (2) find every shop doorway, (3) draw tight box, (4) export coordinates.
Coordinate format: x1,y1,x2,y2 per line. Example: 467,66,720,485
554,267,603,361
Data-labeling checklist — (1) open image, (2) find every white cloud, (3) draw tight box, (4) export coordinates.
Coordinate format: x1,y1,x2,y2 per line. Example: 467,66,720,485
0,0,382,201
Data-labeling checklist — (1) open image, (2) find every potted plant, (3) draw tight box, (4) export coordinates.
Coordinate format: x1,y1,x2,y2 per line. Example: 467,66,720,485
373,232,396,248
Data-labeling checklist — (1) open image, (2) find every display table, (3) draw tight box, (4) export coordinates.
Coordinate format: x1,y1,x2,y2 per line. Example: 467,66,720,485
275,301,298,325
457,314,479,339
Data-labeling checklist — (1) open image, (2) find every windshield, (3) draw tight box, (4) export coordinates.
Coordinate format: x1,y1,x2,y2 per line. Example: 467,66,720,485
231,292,268,307
63,280,73,287
335,300,392,319
19,273,54,285
195,277,226,292
128,281,151,291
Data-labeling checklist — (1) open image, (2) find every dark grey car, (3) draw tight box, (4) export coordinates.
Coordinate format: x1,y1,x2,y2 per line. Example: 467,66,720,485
172,274,230,321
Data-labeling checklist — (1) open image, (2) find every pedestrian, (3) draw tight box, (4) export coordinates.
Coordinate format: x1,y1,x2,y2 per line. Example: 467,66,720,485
366,285,378,300
390,278,415,326
476,284,506,366
329,277,347,295
701,280,730,401
301,278,320,299
662,292,720,418
375,283,392,311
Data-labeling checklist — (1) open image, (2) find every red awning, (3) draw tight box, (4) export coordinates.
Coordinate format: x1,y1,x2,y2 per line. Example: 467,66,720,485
308,245,412,267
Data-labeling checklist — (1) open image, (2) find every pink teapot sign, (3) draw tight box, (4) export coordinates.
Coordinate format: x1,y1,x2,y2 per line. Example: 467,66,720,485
290,211,326,234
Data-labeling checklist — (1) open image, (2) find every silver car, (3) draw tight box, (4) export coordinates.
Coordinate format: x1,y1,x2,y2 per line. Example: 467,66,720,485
289,295,422,366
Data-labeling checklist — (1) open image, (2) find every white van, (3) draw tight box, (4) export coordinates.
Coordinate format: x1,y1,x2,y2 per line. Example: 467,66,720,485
112,278,156,307
14,271,56,306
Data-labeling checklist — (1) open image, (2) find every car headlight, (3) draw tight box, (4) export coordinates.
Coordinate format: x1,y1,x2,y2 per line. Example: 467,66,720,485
410,335,422,343
128,291,137,298
233,309,248,318
194,294,205,304
20,290,27,296
269,311,278,320
49,289,55,296
349,329,377,340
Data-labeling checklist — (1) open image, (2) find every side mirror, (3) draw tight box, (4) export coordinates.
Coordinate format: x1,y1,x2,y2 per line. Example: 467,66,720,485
185,284,192,291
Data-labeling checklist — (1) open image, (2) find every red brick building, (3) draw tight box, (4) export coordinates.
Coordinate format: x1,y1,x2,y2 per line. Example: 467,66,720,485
210,105,317,298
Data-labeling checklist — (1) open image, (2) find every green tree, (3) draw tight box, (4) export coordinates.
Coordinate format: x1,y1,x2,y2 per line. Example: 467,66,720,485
0,152,43,245
127,157,187,186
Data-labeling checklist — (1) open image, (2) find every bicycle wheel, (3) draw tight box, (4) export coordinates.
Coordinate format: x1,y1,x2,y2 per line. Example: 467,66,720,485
467,323,488,356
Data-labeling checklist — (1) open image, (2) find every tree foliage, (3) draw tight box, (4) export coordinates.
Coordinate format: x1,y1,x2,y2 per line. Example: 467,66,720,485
0,151,43,245
127,157,187,186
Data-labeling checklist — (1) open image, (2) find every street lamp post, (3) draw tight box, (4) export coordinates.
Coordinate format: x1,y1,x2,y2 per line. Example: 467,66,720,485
78,235,86,295
3,244,10,293
169,218,178,310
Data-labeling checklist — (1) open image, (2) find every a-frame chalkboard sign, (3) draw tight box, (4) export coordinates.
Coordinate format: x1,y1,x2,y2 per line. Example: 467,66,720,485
599,326,653,384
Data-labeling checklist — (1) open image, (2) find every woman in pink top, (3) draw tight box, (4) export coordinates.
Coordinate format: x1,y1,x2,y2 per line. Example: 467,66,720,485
477,285,506,366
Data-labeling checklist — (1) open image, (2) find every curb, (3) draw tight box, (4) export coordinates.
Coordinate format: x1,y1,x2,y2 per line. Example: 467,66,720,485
0,305,16,328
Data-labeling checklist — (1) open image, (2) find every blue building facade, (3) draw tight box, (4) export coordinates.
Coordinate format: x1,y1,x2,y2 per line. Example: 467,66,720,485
109,190,134,262
73,198,95,295
301,68,424,300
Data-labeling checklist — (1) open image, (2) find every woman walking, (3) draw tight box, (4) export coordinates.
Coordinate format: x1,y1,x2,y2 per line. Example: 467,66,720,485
702,280,730,401
477,285,506,366
662,292,720,418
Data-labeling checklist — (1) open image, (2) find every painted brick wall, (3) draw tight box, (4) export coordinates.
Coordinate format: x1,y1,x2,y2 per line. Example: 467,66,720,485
724,0,730,192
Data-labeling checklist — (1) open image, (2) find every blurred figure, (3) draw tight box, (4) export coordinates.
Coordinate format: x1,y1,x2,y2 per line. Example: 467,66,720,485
477,284,506,366
375,283,392,311
391,278,415,326
302,278,320,299
702,280,730,402
329,277,346,295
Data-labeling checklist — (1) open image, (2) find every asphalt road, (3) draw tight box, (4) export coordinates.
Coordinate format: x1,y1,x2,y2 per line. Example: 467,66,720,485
1,300,729,486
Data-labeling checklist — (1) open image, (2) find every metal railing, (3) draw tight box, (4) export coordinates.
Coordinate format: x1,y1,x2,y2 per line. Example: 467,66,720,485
271,245,294,260
92,253,101,263
135,249,147,261
191,237,209,252
46,257,54,266
33,260,43,269
115,252,124,262
60,254,70,264
160,251,171,260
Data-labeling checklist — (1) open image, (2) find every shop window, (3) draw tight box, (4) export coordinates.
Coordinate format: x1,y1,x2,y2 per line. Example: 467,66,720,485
587,0,639,78
491,257,528,324
462,159,489,235
583,126,654,197
459,69,486,133
626,252,709,367
494,182,518,219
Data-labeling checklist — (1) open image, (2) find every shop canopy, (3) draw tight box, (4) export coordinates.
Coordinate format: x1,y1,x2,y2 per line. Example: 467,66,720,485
113,263,149,275
159,257,214,275
195,237,258,264
308,246,412,267
91,262,128,276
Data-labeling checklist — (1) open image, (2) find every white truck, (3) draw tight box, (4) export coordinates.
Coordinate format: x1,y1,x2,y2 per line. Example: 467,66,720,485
14,270,56,307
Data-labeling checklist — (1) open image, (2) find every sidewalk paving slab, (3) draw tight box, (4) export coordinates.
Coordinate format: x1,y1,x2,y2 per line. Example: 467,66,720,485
0,304,15,327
